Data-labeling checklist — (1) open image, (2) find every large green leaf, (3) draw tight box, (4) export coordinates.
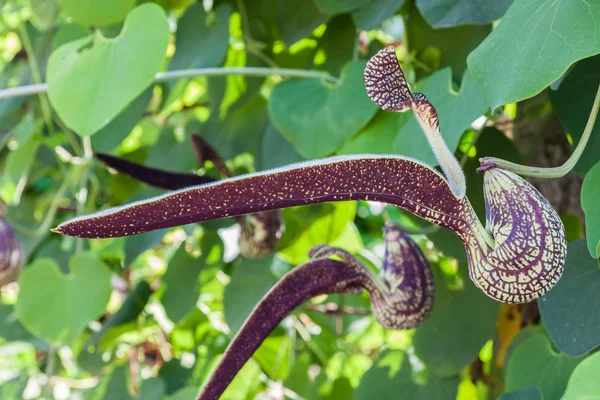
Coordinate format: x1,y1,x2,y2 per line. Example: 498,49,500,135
312,14,357,76
548,55,600,174
561,352,600,400
415,0,512,28
505,332,584,400
256,123,305,170
351,0,405,30
58,0,135,26
268,61,378,158
413,263,499,377
167,3,231,71
539,240,600,357
47,3,169,137
16,253,112,345
468,0,600,110
355,349,460,399
312,0,369,14
581,162,600,258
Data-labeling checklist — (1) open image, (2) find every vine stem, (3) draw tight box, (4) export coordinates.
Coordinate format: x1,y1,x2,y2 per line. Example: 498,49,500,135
43,345,57,399
0,67,338,100
479,83,600,177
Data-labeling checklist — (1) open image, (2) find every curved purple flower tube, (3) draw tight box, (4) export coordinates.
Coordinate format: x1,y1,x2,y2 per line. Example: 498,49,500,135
197,223,434,400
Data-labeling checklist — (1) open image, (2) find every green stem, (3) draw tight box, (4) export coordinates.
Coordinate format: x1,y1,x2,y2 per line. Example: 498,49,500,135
18,23,55,136
75,137,93,253
43,345,57,399
479,84,600,177
0,67,338,100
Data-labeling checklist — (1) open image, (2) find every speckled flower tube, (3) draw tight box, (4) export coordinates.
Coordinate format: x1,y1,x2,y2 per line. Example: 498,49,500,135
94,134,284,259
54,152,567,303
196,223,434,400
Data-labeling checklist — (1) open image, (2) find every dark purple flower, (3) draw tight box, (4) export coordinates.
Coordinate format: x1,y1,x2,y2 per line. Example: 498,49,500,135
0,218,24,286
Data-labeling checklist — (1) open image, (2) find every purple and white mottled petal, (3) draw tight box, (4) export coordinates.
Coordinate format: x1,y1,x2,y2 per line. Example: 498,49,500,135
377,222,435,328
364,46,413,111
95,153,215,191
0,219,24,286
470,169,567,303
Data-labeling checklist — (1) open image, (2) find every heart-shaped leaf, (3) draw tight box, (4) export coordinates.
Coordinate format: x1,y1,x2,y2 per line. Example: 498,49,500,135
58,0,135,26
415,0,512,28
581,162,600,258
47,3,169,137
539,240,600,356
467,0,600,109
505,332,584,400
16,252,112,345
268,61,379,158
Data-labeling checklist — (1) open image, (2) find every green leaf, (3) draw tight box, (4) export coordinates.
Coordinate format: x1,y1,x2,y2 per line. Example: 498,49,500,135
256,123,305,170
342,69,488,166
355,349,460,399
91,88,153,153
195,95,270,160
581,161,600,258
560,213,584,243
405,6,491,81
58,0,135,26
499,387,543,400
16,252,112,345
223,256,279,333
561,352,600,400
539,240,600,356
276,0,328,46
415,0,512,28
312,15,357,76
351,0,405,30
47,3,169,136
268,61,378,158
548,55,600,174
312,0,370,14
161,234,222,323
0,305,32,342
505,332,584,400
467,0,600,110
413,263,499,377
167,3,231,71
279,202,358,264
